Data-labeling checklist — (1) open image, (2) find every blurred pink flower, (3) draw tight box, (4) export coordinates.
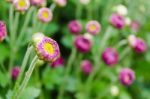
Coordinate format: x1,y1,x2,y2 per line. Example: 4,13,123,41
0,21,7,42
119,68,135,86
109,13,125,29
68,20,82,35
74,35,92,53
86,20,101,35
130,21,140,32
102,48,119,66
81,60,93,75
38,7,53,23
30,0,45,6
51,57,64,68
13,0,30,12
11,66,20,80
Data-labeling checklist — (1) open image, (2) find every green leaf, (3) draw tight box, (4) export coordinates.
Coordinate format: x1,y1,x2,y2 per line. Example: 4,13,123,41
0,44,9,63
0,70,10,88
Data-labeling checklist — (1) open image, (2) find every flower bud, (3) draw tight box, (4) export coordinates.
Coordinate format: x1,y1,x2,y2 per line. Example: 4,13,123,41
81,60,93,74
50,57,64,68
30,0,46,7
68,20,82,35
119,68,135,86
32,32,45,45
11,66,20,80
0,21,7,42
109,13,125,29
110,85,119,96
130,21,140,32
125,17,131,26
114,4,128,16
54,0,67,7
74,35,92,53
102,48,119,66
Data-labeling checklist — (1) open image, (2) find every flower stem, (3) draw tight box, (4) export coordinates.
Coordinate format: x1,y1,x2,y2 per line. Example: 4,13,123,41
50,3,56,11
12,55,38,99
57,48,77,99
12,46,33,98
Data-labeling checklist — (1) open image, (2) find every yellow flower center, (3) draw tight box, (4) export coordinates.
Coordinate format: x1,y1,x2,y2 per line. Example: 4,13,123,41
90,24,96,31
42,11,49,19
43,43,54,54
18,0,26,7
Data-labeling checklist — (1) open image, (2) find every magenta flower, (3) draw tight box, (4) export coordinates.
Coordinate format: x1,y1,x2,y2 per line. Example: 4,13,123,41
102,48,119,66
30,0,45,6
38,7,53,23
74,35,92,53
109,13,125,29
35,37,60,62
11,67,20,80
86,20,101,35
13,0,30,12
0,21,7,42
68,20,82,35
51,57,64,68
81,60,93,75
128,35,147,53
54,0,67,7
130,21,140,32
119,68,135,86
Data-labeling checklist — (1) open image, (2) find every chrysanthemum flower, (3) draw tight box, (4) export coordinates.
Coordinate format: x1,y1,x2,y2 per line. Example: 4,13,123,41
130,21,140,32
11,66,20,80
13,0,30,12
30,0,46,6
51,57,64,68
35,37,60,62
109,13,125,29
101,48,119,66
86,20,101,35
74,35,92,53
81,60,93,75
68,20,82,35
37,7,53,23
0,21,7,42
54,0,67,7
128,35,147,53
119,68,135,86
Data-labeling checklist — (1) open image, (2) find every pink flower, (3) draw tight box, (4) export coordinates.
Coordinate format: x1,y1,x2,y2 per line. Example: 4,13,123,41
0,21,7,42
54,0,67,7
51,57,64,68
11,67,20,80
30,0,45,6
81,60,93,74
68,20,82,35
38,7,53,23
74,35,92,53
13,0,30,12
119,68,135,86
128,35,147,53
35,37,60,62
130,21,140,32
86,20,101,35
109,13,125,29
102,48,119,66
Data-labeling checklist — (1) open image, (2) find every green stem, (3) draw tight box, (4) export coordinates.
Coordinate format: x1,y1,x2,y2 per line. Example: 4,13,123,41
12,46,33,97
17,7,34,46
12,56,38,99
114,40,128,50
50,3,56,11
76,1,82,19
57,48,77,99
119,47,131,61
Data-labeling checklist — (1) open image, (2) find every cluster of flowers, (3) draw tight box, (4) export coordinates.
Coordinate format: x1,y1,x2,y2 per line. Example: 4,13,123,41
66,4,147,86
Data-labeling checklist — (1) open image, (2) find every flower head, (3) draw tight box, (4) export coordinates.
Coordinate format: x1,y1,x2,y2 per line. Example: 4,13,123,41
102,48,119,66
74,35,92,53
30,0,46,6
68,20,82,35
86,20,101,35
128,35,147,53
38,7,53,23
0,21,7,42
51,57,64,68
54,0,67,7
110,85,119,96
11,66,20,80
119,68,135,86
13,0,30,12
35,37,60,62
109,13,125,29
81,60,93,74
